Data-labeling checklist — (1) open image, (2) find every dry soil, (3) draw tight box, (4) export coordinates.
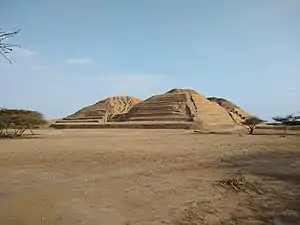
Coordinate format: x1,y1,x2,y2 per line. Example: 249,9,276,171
0,129,300,225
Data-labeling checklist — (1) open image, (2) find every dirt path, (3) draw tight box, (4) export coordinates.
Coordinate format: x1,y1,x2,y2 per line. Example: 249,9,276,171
0,129,299,225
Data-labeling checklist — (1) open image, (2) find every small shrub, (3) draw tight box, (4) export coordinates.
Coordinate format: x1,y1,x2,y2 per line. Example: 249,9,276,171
0,108,46,137
241,116,265,135
219,173,262,195
272,114,300,136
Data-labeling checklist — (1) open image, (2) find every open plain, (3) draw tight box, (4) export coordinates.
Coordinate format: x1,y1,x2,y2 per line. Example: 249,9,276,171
1,129,300,225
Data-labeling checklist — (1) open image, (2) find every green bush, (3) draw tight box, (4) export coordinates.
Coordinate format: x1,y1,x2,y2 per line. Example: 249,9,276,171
241,116,265,135
0,108,47,137
272,114,300,136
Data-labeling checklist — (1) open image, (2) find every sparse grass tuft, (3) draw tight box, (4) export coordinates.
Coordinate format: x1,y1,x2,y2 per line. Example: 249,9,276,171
219,173,262,195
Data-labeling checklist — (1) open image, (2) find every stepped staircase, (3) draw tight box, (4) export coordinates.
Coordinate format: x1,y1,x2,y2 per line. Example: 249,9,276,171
123,92,193,122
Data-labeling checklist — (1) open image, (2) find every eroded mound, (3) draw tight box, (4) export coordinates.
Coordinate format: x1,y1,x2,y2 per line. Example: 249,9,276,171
207,97,251,123
207,97,238,109
63,96,141,122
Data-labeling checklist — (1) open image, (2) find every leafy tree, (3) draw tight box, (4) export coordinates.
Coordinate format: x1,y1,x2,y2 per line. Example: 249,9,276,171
272,114,300,136
241,116,265,135
0,108,47,137
0,29,20,63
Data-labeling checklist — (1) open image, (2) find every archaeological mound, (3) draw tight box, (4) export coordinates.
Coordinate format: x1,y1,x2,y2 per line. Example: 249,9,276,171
207,97,251,123
51,89,251,129
51,96,141,127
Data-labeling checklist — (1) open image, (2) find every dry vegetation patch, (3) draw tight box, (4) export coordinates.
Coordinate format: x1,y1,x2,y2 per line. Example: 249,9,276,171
218,173,262,195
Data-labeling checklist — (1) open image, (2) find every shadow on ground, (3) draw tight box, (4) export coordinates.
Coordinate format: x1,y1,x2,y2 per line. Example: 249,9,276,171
252,132,300,136
0,134,42,140
217,150,300,225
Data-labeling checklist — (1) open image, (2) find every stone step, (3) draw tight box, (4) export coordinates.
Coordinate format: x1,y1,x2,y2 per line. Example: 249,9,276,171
64,116,105,120
128,116,192,122
50,122,195,130
148,94,187,102
55,119,101,123
132,106,179,111
127,111,184,116
136,103,185,107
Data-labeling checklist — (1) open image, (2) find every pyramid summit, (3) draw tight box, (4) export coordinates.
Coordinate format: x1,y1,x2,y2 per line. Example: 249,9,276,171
166,88,198,94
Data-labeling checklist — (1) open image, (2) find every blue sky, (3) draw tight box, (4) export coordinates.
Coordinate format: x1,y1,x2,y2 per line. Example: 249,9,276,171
1,0,299,120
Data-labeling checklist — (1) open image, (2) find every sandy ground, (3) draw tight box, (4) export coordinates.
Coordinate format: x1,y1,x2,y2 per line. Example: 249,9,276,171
0,129,300,225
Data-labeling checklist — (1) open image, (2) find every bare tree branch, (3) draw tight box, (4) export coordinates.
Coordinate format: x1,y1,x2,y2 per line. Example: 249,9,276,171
0,29,20,64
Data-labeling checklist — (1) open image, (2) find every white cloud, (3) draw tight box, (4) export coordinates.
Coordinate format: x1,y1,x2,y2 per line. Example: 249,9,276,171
65,57,91,65
11,47,37,58
0,47,37,65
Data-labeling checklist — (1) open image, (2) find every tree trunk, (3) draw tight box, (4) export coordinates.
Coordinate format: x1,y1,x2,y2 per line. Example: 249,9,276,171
29,126,34,135
248,126,255,135
20,126,28,136
14,126,18,135
5,126,8,135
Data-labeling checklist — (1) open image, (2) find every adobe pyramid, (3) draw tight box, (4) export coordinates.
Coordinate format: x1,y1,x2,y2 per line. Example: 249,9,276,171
121,89,235,128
